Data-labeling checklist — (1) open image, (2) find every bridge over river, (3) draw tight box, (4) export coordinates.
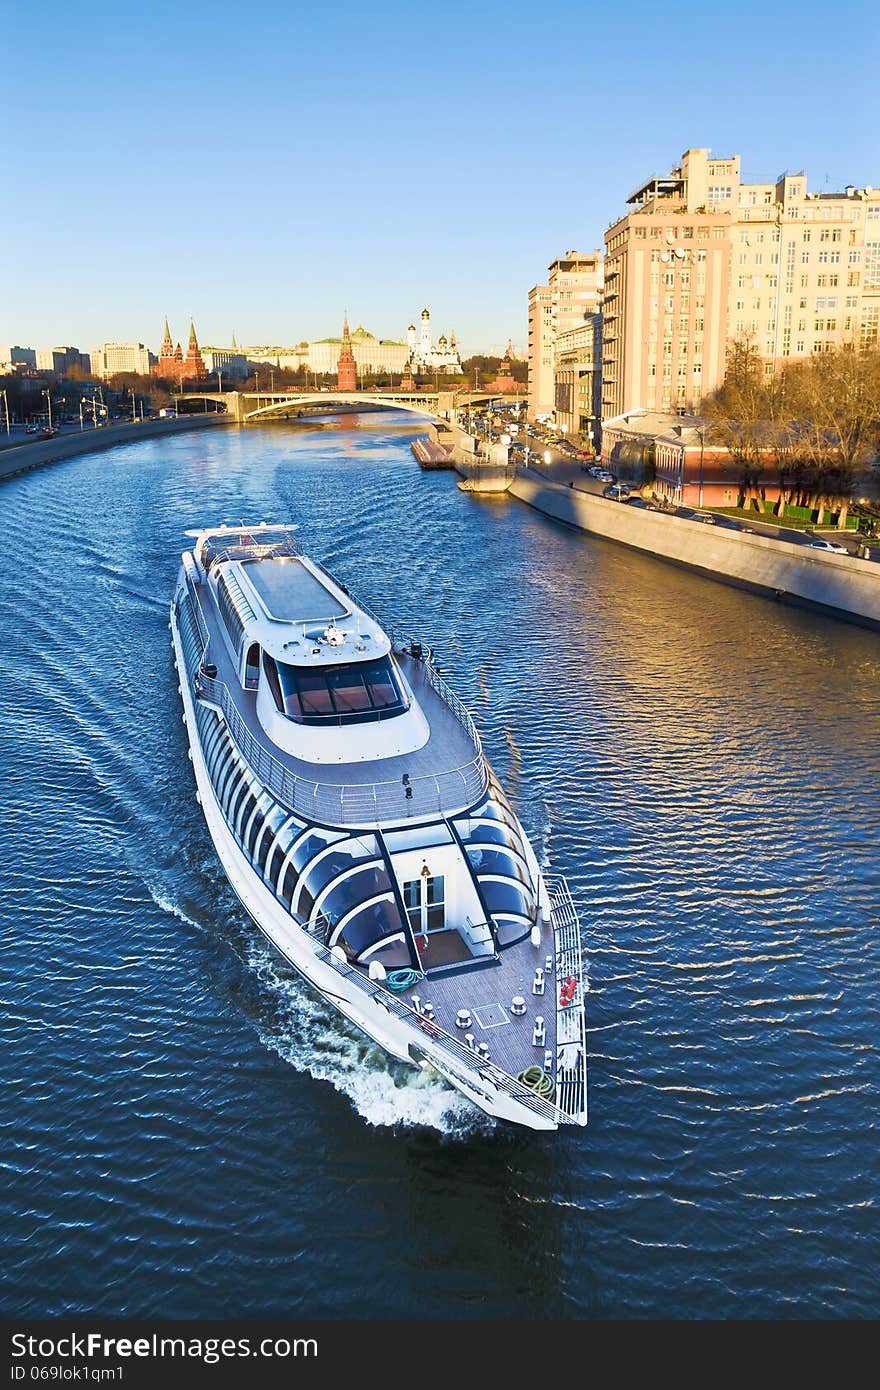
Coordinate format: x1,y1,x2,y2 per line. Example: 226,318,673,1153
172,388,526,425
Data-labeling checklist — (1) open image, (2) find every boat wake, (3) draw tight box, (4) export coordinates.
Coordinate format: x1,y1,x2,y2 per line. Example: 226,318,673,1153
145,879,490,1137
243,938,493,1138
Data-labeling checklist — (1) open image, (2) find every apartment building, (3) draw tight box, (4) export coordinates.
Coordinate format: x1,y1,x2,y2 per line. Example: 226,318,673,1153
527,283,553,418
554,316,602,443
527,250,603,423
602,147,880,423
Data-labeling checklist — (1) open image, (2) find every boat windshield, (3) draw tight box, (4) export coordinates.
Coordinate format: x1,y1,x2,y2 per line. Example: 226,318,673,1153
263,652,408,726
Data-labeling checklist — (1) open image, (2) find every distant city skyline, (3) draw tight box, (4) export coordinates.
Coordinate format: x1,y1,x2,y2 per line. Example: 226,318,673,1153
4,0,878,350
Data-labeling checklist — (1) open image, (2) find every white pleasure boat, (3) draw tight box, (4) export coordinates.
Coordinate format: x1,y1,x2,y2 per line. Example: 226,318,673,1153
170,524,587,1129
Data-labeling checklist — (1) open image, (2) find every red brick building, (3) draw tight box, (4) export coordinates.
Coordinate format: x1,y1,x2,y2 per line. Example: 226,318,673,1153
602,409,782,509
151,319,208,386
336,316,357,392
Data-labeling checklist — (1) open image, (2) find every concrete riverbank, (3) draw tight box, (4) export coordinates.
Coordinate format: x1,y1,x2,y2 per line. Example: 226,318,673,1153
510,468,880,630
0,413,229,484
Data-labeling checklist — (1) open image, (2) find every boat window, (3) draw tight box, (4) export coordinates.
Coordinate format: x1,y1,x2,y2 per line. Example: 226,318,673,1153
209,735,232,783
294,836,380,919
327,666,372,714
492,915,533,947
332,896,410,964
225,770,248,821
462,792,521,837
279,828,345,907
464,846,531,887
382,823,453,853
316,865,393,931
263,652,285,711
244,643,260,691
255,806,287,876
268,843,287,890
235,788,258,841
218,760,243,812
263,655,407,726
246,803,267,858
454,817,524,854
297,671,335,717
353,933,411,969
478,877,536,923
216,573,246,656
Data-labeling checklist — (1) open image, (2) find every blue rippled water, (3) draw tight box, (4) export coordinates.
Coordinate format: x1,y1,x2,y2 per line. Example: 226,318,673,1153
1,417,878,1318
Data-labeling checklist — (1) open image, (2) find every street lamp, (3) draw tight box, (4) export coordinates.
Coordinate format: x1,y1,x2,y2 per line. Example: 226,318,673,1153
42,389,53,429
1,388,9,436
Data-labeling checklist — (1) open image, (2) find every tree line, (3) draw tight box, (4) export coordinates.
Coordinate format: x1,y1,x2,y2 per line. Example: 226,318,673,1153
702,338,880,525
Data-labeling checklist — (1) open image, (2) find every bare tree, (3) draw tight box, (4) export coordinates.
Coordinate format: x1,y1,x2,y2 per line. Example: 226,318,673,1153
702,336,770,511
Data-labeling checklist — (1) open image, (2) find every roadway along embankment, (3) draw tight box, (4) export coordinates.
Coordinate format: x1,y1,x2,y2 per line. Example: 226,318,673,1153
0,414,229,484
510,468,880,630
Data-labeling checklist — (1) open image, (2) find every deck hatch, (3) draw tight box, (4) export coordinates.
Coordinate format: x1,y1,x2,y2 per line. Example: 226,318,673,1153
472,1003,510,1030
242,558,348,623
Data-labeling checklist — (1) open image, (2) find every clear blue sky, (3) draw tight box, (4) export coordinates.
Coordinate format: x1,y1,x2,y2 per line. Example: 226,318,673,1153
4,0,878,356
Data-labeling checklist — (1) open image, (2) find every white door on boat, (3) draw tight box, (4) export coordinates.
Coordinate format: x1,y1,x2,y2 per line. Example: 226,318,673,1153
402,874,445,939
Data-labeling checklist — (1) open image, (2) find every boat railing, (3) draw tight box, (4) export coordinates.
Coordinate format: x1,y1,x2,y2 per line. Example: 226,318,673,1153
205,536,304,571
543,872,589,1124
194,669,488,826
310,938,570,1128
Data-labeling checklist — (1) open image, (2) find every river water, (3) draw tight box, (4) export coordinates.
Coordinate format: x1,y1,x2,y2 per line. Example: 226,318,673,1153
2,416,878,1319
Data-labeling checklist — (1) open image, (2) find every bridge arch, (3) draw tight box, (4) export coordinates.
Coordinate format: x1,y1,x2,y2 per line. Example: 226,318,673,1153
173,388,526,425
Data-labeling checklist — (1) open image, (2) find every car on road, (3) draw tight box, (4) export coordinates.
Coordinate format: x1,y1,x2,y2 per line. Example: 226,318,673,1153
603,483,631,500
691,511,716,524
809,538,848,553
624,496,650,508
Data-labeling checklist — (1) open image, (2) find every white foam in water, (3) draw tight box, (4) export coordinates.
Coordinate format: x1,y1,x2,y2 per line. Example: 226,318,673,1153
244,939,491,1137
147,882,205,933
147,880,490,1135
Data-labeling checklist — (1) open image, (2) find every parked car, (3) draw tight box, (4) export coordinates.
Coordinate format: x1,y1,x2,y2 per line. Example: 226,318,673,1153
595,470,614,483
624,496,649,508
809,538,848,553
603,483,631,500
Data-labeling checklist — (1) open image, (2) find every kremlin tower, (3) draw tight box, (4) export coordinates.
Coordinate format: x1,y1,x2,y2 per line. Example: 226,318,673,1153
151,319,208,384
487,341,519,394
336,314,357,391
184,320,207,382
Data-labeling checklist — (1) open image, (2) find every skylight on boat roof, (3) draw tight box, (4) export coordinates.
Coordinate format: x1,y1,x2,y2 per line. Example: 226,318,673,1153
242,557,349,624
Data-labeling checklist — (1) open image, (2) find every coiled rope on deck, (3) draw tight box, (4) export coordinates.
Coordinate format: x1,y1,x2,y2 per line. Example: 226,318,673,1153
516,1066,556,1102
386,968,421,993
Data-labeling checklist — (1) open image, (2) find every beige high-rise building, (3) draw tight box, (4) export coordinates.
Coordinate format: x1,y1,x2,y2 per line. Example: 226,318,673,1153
528,250,603,422
527,283,553,418
92,342,151,377
602,147,880,423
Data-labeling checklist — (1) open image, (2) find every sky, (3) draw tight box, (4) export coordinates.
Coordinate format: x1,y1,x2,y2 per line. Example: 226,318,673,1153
4,0,879,357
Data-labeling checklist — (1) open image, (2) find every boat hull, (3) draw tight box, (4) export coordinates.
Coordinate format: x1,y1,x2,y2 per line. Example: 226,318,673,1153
170,603,560,1131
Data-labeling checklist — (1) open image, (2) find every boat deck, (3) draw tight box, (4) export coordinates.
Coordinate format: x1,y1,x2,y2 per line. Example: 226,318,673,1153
189,572,487,825
403,925,561,1080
